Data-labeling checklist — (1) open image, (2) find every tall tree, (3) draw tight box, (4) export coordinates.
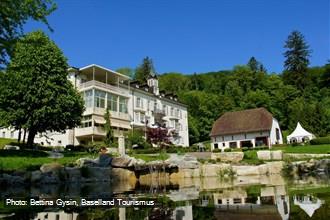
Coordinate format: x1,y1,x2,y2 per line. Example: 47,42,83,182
116,67,134,78
247,56,259,72
0,0,56,66
0,31,84,146
104,108,114,146
135,56,155,83
283,31,311,90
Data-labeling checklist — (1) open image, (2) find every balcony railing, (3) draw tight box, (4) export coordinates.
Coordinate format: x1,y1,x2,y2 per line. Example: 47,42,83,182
84,107,130,121
79,80,129,96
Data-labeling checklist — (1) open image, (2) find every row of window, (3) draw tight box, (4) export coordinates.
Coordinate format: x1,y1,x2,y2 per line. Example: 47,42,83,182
83,89,128,113
214,132,266,142
136,97,182,118
2,131,14,138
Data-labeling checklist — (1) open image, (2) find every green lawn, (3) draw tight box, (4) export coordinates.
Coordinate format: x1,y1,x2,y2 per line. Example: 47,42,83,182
272,144,330,154
0,150,94,172
131,153,169,162
0,138,17,149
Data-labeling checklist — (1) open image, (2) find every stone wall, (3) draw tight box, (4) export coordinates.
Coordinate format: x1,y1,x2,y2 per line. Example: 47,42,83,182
257,150,283,160
210,152,244,163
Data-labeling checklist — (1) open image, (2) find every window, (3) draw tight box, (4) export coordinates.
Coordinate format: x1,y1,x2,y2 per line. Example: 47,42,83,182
134,112,139,122
107,93,118,111
94,90,106,108
140,113,145,123
222,136,224,141
10,131,14,138
170,107,174,116
176,109,180,118
154,101,157,111
119,97,128,113
84,90,93,108
58,140,62,145
276,128,280,140
136,97,142,108
244,133,247,139
231,135,234,140
163,105,167,114
214,143,218,149
2,131,5,138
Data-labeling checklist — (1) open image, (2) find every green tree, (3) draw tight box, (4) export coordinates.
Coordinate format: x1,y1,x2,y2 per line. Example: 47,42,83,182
283,31,311,90
247,56,259,72
104,108,113,146
116,67,134,78
0,31,84,146
0,0,56,66
135,56,155,83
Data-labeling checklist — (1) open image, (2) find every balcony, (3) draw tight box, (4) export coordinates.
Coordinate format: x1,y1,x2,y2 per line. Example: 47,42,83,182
79,80,129,97
75,127,105,137
84,107,130,121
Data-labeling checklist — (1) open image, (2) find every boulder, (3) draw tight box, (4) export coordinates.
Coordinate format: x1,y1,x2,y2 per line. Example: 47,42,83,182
257,151,271,160
211,152,244,163
76,157,99,168
266,161,284,174
40,163,63,173
200,163,231,177
83,167,111,182
64,167,81,182
232,165,260,176
271,151,283,160
31,170,42,183
111,155,145,168
165,154,199,169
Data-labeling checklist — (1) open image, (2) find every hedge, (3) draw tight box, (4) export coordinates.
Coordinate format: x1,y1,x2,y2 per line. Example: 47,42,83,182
310,137,330,145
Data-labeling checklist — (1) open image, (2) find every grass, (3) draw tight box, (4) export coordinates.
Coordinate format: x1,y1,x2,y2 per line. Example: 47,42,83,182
241,150,264,165
0,138,17,149
0,150,94,172
272,144,330,154
131,152,169,162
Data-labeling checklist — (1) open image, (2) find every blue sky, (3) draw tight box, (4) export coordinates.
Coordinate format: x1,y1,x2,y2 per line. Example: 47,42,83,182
24,0,329,74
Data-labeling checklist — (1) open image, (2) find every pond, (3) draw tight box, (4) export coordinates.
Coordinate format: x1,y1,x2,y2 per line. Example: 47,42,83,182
0,174,329,220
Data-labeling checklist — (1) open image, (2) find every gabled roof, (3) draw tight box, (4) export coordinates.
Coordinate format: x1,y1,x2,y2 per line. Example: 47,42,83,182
287,122,314,138
210,108,274,136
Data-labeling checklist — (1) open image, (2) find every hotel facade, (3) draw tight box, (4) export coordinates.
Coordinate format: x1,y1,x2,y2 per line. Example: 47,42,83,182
0,64,189,147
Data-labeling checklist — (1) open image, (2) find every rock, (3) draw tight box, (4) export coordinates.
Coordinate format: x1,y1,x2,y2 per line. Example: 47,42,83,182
76,157,99,168
266,161,284,174
271,151,283,160
83,167,111,182
200,163,231,177
65,167,81,182
40,163,63,173
2,174,24,185
31,170,42,183
4,145,20,150
165,154,199,169
257,151,271,160
233,165,260,176
211,152,244,163
111,155,138,168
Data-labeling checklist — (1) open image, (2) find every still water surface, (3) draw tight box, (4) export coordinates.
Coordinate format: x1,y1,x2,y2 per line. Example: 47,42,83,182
0,174,329,220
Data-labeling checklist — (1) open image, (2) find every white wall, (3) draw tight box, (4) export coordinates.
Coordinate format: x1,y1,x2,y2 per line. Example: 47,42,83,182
270,118,283,145
211,131,270,151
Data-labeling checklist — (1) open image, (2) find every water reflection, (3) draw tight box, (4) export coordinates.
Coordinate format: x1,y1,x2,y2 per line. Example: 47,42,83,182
0,175,329,220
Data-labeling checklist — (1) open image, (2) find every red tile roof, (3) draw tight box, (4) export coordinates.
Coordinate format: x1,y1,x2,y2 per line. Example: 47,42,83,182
210,108,273,136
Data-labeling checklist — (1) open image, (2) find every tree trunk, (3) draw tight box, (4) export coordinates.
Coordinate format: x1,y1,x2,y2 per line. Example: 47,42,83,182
23,128,27,144
27,129,37,148
17,128,21,143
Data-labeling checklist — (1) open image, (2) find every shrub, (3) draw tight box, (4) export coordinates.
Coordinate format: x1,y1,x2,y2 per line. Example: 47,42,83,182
310,137,330,145
224,148,232,152
213,148,221,153
241,147,249,152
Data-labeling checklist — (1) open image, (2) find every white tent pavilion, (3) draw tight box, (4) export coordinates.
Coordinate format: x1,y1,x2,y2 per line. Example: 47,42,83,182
293,195,323,217
287,122,315,143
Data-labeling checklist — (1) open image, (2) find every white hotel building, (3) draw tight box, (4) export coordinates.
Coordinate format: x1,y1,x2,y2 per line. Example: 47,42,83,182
0,64,189,147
